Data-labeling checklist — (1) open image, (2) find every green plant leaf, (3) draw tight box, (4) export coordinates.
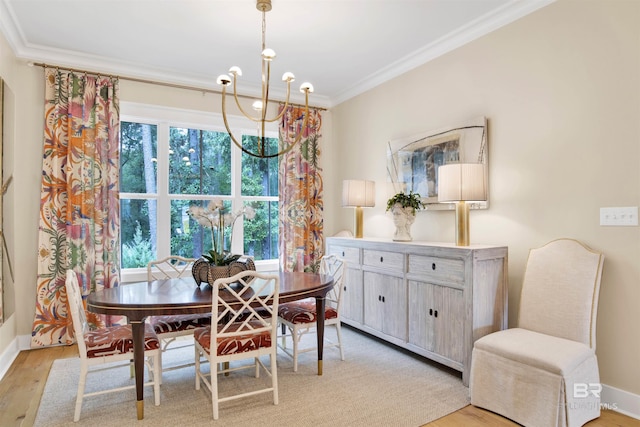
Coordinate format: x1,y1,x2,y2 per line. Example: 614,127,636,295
386,191,426,212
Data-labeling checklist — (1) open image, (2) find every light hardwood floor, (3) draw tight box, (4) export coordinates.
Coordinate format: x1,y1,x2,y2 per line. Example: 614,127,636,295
1,345,638,427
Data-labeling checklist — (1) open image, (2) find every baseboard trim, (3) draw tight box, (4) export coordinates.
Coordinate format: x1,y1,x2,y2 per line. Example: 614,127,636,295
602,384,640,420
0,335,20,382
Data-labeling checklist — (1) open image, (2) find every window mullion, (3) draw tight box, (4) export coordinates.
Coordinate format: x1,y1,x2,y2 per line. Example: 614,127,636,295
156,122,171,258
231,130,244,254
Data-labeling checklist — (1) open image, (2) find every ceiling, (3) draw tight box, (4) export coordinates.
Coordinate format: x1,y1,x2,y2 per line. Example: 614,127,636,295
0,0,553,108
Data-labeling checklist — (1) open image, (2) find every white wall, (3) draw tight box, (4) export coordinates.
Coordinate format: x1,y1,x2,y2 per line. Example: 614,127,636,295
327,0,640,401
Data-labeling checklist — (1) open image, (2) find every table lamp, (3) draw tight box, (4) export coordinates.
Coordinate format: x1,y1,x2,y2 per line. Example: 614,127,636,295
342,180,376,238
437,163,487,246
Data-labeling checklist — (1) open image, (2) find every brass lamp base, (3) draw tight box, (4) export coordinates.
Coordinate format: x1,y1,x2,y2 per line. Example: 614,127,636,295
354,206,364,238
454,201,470,246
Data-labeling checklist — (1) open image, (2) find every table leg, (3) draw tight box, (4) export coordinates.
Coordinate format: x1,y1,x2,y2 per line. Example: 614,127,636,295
315,296,325,375
130,320,146,420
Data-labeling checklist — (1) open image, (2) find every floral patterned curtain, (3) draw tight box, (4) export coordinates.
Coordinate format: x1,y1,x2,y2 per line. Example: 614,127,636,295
278,105,324,272
31,68,121,347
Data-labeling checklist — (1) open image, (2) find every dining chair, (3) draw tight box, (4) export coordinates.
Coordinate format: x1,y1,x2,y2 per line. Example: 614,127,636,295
277,254,346,371
469,239,605,427
147,256,211,376
65,270,161,422
193,270,280,420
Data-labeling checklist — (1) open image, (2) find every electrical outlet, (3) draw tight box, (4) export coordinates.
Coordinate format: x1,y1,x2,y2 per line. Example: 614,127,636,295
600,207,639,226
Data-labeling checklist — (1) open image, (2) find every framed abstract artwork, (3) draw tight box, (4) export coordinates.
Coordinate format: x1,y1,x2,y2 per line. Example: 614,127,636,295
386,116,488,210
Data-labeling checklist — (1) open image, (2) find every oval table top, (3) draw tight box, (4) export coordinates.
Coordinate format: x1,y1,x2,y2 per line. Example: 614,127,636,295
87,271,334,321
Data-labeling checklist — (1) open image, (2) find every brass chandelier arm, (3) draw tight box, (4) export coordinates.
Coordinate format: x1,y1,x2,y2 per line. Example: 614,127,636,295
271,89,312,157
228,64,291,124
221,86,311,159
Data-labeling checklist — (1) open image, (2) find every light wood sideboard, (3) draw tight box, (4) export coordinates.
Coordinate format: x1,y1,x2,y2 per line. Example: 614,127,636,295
326,237,508,386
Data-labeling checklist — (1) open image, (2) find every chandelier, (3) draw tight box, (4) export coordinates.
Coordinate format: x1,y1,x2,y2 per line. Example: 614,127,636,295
216,0,314,159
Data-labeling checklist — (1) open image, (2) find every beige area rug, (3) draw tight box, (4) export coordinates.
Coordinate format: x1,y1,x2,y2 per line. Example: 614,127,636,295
34,327,469,426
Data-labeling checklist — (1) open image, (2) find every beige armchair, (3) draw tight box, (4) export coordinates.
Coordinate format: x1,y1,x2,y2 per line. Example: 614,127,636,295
470,239,604,427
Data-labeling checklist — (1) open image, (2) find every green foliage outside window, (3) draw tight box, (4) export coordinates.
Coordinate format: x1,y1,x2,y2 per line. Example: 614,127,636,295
119,121,279,269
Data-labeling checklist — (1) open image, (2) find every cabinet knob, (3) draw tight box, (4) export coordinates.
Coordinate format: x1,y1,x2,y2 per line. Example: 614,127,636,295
429,308,433,316
380,256,384,263
434,310,438,318
342,251,345,257
343,286,347,292
432,263,436,270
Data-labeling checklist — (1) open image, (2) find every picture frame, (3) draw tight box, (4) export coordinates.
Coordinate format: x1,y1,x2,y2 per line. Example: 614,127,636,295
386,116,488,210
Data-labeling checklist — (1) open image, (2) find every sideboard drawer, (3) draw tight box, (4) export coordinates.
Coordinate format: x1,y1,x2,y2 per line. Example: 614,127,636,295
328,245,360,265
408,255,464,284
363,249,404,271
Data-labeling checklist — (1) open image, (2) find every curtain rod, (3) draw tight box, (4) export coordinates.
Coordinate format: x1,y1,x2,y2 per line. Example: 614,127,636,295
31,62,327,111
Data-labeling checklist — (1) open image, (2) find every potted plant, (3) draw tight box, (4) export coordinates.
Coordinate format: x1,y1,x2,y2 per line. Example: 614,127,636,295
386,191,425,241
188,199,257,285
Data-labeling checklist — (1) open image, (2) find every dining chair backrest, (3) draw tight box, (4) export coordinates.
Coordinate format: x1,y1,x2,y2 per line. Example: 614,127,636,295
320,254,346,313
147,255,196,280
212,270,280,347
65,270,89,357
517,238,604,348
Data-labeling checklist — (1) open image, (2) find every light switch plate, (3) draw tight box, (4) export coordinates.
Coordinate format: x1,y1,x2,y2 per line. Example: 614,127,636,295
600,207,639,226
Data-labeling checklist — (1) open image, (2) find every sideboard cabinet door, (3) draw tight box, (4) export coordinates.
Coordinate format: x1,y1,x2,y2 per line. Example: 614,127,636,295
326,244,363,325
408,280,464,364
363,271,407,341
342,268,363,324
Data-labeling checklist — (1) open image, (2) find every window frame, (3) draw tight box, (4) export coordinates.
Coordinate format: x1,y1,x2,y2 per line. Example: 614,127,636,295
120,102,279,283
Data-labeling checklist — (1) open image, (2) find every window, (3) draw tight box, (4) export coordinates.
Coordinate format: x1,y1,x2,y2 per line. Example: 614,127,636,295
119,103,279,280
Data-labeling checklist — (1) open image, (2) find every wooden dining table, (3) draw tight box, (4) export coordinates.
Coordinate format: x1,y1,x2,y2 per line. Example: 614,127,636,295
86,271,334,420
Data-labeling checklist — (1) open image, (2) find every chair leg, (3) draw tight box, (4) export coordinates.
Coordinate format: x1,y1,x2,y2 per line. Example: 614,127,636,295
152,353,161,406
271,352,279,405
292,325,300,372
74,363,88,422
335,323,345,361
212,360,219,420
157,349,163,384
194,345,201,391
280,323,288,349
